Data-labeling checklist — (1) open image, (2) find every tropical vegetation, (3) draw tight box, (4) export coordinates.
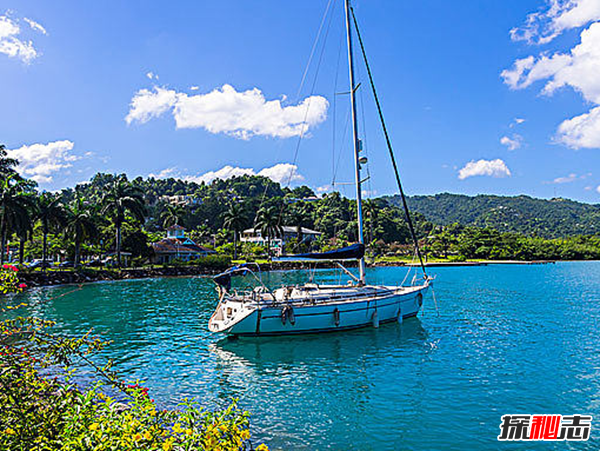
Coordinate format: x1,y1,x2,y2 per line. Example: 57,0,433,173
0,273,266,450
0,143,599,271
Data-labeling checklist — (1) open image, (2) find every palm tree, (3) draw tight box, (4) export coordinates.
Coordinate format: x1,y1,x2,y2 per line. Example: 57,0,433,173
14,202,36,265
160,204,185,229
0,174,35,263
189,224,210,245
65,197,97,267
0,144,19,178
101,178,146,267
254,206,283,258
36,192,66,268
222,202,246,259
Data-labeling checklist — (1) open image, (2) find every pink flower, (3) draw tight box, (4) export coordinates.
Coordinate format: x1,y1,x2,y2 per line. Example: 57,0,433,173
18,283,27,289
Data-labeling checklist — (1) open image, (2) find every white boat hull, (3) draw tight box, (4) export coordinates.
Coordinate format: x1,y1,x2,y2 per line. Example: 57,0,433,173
209,284,428,337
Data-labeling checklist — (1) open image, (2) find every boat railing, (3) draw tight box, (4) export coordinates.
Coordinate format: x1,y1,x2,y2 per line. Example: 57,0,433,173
227,284,420,307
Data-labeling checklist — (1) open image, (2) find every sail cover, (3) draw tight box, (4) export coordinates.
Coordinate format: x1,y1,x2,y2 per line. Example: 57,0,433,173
288,243,365,260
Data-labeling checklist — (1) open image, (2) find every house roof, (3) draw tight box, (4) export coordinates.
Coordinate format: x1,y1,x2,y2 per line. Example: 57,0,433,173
242,226,321,235
152,238,215,255
167,224,185,231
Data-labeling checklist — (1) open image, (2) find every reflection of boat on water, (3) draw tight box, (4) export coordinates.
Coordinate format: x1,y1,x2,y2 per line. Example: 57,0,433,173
208,0,434,338
210,318,428,369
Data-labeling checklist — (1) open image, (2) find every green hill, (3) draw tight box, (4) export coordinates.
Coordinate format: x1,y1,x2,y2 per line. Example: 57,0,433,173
383,193,600,238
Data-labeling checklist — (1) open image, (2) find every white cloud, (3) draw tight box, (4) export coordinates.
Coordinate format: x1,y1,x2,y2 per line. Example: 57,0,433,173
523,23,600,103
316,185,333,193
125,87,179,125
557,105,600,148
148,167,179,179
596,185,600,194
146,71,158,80
189,86,199,91
150,163,304,185
185,165,255,184
500,134,523,150
126,84,328,139
503,3,600,149
458,159,511,180
509,117,526,128
552,173,578,183
510,0,600,44
257,163,303,184
0,14,41,63
7,140,80,183
546,172,590,184
23,17,46,35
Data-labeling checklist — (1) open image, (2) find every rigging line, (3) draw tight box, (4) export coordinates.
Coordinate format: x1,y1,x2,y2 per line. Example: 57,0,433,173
295,0,336,102
257,0,335,213
282,0,336,193
332,105,351,186
350,7,428,278
332,24,345,189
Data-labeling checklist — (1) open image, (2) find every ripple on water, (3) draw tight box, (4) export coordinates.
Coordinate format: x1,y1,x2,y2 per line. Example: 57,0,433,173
9,263,600,450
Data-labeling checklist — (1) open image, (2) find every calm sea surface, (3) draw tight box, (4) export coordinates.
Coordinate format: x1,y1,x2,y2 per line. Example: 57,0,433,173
9,262,600,450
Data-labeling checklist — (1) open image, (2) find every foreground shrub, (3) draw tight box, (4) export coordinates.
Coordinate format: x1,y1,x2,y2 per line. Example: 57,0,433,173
0,309,267,451
0,264,26,295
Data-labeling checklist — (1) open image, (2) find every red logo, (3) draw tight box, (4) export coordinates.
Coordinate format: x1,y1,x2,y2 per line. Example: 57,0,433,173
498,414,592,441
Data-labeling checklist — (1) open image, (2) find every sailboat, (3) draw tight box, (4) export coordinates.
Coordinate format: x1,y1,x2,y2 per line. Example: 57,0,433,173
208,0,432,337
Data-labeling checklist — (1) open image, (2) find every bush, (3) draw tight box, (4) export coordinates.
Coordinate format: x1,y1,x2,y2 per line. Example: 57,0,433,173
188,255,232,269
0,265,26,295
1,271,268,451
0,315,268,451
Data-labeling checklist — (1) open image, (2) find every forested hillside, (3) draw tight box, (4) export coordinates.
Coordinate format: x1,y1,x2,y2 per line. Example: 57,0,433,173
383,193,600,238
3,140,600,266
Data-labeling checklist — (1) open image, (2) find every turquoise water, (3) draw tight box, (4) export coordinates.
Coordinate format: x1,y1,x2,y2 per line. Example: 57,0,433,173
9,262,600,450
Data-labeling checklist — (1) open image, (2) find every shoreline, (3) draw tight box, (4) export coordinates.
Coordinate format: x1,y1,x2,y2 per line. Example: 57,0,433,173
16,259,562,289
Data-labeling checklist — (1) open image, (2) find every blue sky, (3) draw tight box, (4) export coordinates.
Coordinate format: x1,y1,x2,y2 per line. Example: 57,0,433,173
2,0,600,203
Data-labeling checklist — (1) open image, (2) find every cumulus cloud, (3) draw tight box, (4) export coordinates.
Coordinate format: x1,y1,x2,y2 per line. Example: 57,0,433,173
0,14,44,63
186,165,255,184
257,163,304,184
125,87,179,125
458,159,511,180
597,185,600,194
503,2,600,149
510,0,600,44
500,134,523,150
557,105,600,148
7,140,80,183
126,84,328,139
148,167,179,179
150,163,304,185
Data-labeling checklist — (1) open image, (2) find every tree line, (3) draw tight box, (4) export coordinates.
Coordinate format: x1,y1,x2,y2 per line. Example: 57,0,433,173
2,143,600,267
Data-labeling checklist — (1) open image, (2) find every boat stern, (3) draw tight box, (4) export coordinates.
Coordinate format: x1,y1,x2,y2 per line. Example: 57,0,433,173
208,299,257,334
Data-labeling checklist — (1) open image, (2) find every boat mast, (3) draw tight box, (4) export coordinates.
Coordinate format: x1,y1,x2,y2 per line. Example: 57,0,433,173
344,0,366,284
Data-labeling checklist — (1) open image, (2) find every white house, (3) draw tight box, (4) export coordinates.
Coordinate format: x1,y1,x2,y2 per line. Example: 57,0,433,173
240,226,321,255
